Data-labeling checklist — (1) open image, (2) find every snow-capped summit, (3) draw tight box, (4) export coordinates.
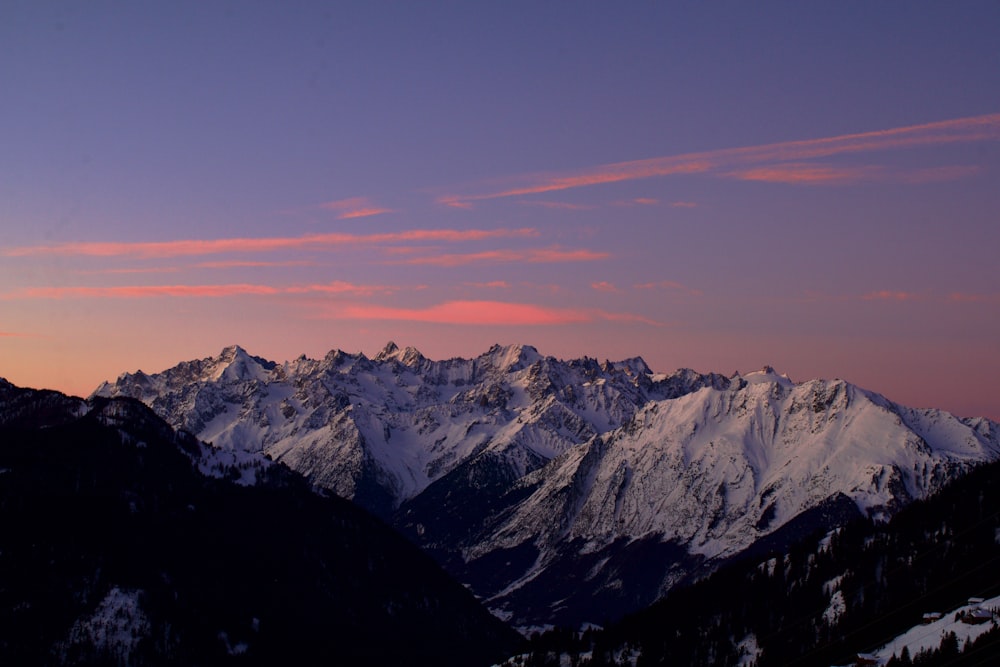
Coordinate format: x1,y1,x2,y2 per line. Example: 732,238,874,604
94,343,1000,627
483,342,543,373
373,341,427,369
210,345,275,383
94,342,670,514
740,364,793,386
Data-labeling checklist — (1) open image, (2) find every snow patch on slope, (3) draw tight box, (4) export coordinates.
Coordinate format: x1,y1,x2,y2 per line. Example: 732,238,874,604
58,587,149,664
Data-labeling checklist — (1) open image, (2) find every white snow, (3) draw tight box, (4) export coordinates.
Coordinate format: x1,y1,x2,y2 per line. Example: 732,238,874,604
823,574,847,596
872,594,1000,663
736,633,762,667
59,587,149,663
186,439,271,486
824,590,846,626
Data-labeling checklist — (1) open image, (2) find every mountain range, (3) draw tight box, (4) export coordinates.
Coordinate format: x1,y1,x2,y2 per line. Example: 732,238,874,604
94,343,1000,628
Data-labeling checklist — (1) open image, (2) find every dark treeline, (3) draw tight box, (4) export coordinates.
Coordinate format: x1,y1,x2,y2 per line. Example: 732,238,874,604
0,386,521,666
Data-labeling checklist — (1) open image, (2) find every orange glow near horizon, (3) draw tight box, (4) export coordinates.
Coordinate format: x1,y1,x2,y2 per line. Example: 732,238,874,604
4,6,1000,424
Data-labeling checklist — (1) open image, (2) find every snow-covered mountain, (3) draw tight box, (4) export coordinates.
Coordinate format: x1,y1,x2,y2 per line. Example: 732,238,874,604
94,344,1000,627
94,342,722,517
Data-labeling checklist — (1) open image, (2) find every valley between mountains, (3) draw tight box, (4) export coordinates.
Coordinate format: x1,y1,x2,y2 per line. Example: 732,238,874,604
94,342,1000,629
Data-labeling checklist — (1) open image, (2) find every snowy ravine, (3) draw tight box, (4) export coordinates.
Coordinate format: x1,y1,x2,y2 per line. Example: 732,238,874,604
95,343,1000,627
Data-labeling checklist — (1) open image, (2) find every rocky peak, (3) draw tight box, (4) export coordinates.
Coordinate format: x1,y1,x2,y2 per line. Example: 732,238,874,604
374,341,400,361
374,341,427,368
483,343,542,374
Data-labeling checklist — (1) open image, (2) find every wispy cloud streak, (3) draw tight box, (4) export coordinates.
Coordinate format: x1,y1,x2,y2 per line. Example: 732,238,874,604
634,280,703,296
319,197,394,219
336,300,662,326
948,292,1000,303
6,281,397,300
194,260,319,269
518,200,595,210
727,162,981,185
862,290,920,301
391,247,609,267
438,113,1000,205
3,228,539,259
613,198,660,207
727,162,884,185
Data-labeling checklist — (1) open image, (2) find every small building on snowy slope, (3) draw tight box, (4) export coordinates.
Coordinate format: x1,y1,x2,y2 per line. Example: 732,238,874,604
961,607,993,625
854,652,881,666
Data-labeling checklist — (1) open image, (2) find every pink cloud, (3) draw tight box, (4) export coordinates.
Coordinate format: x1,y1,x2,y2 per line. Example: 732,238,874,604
287,281,407,297
393,247,609,267
528,248,609,262
336,300,662,326
633,280,703,296
727,162,884,185
948,292,1000,303
862,290,919,301
437,113,1000,205
728,162,982,186
338,207,394,219
438,195,475,210
75,266,182,275
465,281,511,288
591,281,620,293
612,197,660,207
18,284,281,299
75,260,319,274
319,197,394,219
670,201,698,208
194,260,318,269
439,160,711,207
518,200,595,210
7,281,397,300
3,228,539,259
341,300,590,325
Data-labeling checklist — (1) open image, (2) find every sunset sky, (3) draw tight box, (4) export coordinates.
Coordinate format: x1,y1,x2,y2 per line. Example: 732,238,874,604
3,2,999,419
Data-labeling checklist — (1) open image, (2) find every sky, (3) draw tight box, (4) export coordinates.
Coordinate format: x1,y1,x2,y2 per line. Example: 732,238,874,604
2,2,999,419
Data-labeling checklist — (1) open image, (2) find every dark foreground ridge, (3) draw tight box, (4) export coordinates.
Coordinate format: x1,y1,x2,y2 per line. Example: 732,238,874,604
0,379,521,666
